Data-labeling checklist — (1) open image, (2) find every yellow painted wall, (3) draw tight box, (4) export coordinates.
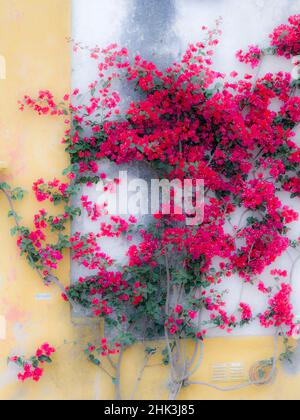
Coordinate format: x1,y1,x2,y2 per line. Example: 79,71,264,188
0,0,299,400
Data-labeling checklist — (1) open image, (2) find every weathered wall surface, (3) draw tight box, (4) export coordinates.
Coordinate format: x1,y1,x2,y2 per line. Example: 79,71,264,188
0,0,300,400
0,0,105,400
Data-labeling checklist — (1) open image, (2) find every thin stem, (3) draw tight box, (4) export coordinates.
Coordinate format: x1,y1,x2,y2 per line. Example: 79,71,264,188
165,251,171,316
107,354,117,370
290,255,300,287
1,187,21,227
115,348,124,401
185,341,204,380
99,365,115,380
131,353,151,400
164,251,178,385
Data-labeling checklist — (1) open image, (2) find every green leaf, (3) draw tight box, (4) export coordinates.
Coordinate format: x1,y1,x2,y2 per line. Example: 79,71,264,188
88,354,101,366
38,355,52,364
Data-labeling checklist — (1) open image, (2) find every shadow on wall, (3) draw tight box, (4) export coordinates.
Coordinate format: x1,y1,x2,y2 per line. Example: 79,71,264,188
122,0,179,67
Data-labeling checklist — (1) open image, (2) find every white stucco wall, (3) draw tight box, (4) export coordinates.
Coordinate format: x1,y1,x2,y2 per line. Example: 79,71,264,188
72,0,300,336
73,0,300,83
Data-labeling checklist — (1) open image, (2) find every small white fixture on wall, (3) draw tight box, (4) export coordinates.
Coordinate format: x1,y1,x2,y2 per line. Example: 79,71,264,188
0,316,6,340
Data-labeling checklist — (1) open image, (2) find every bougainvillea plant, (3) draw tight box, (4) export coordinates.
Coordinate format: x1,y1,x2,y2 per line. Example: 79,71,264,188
2,15,300,399
8,343,56,383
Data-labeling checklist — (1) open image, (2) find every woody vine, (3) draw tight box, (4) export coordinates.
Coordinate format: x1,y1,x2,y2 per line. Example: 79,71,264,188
1,15,300,400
